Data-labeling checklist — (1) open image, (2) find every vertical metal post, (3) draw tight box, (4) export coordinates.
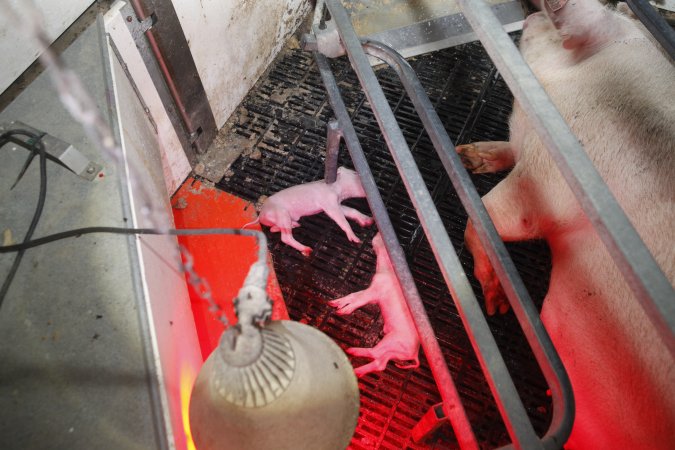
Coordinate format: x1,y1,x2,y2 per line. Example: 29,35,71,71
324,119,341,183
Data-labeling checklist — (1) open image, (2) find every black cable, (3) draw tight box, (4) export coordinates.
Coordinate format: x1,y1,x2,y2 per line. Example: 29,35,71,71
4,135,68,171
1,130,267,312
0,130,48,308
0,224,265,313
0,226,264,253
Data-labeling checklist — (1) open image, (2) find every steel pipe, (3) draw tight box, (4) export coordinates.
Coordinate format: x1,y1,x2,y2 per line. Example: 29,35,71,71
129,0,199,138
324,119,341,183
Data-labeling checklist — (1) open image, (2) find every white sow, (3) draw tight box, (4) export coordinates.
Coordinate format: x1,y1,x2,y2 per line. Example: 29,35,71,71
457,1,675,448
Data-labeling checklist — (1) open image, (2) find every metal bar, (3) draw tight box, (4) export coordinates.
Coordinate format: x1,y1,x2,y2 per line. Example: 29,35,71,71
457,0,675,355
324,118,341,183
361,39,574,450
323,1,543,447
119,2,194,163
626,0,675,60
313,50,480,450
128,0,218,155
129,0,196,137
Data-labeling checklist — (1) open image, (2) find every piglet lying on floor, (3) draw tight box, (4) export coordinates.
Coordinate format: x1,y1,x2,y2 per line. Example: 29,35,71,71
249,167,373,255
329,232,420,377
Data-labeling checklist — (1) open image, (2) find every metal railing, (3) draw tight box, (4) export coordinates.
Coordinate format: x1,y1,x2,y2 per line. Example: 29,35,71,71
303,0,674,448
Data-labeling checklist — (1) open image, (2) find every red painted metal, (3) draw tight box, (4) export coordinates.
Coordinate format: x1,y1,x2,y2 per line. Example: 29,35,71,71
172,177,288,359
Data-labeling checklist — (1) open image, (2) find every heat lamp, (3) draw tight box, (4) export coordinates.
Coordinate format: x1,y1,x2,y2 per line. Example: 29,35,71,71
188,231,360,450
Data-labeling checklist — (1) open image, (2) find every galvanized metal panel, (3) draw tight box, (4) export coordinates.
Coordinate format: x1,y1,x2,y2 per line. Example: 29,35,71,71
0,0,94,94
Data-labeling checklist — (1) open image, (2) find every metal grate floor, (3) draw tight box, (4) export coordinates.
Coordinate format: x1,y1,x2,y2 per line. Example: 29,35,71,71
216,39,554,449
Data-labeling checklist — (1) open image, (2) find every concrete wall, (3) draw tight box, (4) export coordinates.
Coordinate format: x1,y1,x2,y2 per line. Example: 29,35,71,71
172,0,312,128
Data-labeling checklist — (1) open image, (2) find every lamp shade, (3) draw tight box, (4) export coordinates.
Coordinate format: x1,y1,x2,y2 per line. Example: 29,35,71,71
189,320,360,449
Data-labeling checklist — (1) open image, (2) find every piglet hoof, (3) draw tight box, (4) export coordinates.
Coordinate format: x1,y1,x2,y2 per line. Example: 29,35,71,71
327,298,350,314
301,247,312,257
348,235,362,244
484,283,509,316
362,216,374,227
353,365,373,378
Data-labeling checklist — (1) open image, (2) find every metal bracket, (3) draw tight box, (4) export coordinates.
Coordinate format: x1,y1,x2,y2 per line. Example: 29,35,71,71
302,19,345,58
0,121,103,181
139,15,154,33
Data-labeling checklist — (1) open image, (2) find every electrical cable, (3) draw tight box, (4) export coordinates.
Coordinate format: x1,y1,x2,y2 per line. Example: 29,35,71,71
0,224,267,311
0,130,48,308
1,129,268,314
4,135,69,170
0,226,265,253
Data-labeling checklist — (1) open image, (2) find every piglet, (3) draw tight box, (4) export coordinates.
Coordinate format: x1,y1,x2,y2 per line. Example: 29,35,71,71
249,167,373,255
329,232,420,377
458,1,675,448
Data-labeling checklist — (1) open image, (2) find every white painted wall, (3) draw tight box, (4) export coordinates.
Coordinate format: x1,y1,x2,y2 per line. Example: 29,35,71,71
172,0,312,128
0,0,93,95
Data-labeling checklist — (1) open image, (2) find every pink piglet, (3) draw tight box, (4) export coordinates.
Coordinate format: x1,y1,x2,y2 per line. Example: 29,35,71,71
247,167,373,255
329,232,420,377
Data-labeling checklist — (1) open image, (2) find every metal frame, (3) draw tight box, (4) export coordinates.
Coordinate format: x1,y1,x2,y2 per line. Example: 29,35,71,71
304,0,675,448
123,0,218,162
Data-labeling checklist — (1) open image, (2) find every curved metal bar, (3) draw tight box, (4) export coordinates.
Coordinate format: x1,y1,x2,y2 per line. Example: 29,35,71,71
361,39,574,450
322,0,545,447
313,48,480,450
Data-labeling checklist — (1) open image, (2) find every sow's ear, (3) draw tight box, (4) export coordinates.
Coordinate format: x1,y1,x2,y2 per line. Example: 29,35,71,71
544,0,608,51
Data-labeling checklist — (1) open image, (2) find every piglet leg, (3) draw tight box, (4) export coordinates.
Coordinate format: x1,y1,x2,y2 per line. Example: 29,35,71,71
323,203,361,243
348,340,418,377
346,347,390,377
340,205,374,227
329,289,377,315
280,231,312,256
275,211,312,256
456,141,515,174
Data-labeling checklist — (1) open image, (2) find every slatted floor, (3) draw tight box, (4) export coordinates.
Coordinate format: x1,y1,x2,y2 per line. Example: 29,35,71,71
216,38,555,449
